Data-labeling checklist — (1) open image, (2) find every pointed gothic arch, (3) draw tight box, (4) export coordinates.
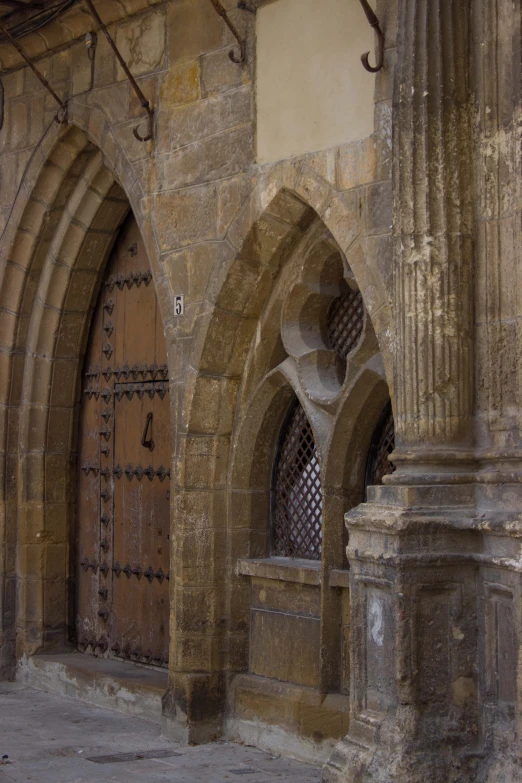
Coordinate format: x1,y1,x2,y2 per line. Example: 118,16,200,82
169,176,394,747
0,121,172,674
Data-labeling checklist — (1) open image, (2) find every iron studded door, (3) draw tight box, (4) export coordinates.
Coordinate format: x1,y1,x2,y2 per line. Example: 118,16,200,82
76,215,171,666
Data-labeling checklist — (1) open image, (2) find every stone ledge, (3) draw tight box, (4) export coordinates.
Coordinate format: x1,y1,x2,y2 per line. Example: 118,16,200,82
237,557,321,585
17,651,168,723
329,568,350,588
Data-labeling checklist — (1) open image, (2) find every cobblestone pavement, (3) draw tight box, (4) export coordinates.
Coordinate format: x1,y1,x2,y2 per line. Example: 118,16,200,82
0,684,321,783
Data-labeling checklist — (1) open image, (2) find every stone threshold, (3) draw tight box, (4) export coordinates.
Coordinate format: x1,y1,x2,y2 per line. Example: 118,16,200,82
17,652,168,724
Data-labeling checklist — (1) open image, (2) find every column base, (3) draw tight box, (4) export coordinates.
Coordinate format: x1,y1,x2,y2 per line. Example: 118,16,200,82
321,481,522,783
161,713,222,744
322,711,482,783
161,671,225,744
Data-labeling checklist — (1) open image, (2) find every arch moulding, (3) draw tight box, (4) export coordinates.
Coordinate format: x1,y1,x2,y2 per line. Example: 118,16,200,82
0,107,173,677
165,169,394,742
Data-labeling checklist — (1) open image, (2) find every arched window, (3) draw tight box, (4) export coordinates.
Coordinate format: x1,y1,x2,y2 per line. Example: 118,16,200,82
366,401,396,490
272,399,322,560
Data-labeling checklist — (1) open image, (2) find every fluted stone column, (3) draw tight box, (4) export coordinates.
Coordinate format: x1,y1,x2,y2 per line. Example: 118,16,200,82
323,2,482,782
392,0,474,468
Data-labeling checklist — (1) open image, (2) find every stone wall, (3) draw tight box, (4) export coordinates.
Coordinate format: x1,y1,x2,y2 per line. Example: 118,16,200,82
5,0,522,780
0,0,395,766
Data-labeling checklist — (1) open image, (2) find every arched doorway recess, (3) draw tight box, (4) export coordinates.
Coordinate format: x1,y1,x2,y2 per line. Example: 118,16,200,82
76,214,171,667
0,125,172,671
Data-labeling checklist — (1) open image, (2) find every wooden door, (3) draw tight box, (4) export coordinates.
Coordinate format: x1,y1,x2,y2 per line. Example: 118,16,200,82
76,214,170,667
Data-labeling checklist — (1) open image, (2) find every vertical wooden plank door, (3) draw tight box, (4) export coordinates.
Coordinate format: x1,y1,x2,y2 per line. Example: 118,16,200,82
76,215,170,667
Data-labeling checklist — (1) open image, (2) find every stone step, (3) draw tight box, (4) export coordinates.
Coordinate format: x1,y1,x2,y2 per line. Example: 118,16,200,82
17,652,168,724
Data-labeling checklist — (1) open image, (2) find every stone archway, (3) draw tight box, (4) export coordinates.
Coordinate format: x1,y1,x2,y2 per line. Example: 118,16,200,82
0,122,171,677
165,178,394,744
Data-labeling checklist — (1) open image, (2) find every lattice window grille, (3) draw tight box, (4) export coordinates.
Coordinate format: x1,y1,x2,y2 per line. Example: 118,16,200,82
366,402,396,489
272,401,323,560
327,285,365,361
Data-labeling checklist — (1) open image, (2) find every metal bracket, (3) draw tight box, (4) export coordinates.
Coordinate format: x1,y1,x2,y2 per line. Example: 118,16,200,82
208,0,245,63
83,0,154,141
141,412,155,451
0,18,67,122
358,0,385,72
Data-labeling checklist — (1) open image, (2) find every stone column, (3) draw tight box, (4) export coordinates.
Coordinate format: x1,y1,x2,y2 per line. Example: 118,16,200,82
392,0,474,471
470,1,522,779
323,2,482,781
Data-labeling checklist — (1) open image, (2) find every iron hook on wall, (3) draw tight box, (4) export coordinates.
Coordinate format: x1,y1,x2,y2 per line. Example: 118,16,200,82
357,0,385,72
83,0,154,141
208,0,246,63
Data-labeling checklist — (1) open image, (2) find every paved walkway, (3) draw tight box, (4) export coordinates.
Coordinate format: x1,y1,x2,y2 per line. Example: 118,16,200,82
0,683,321,783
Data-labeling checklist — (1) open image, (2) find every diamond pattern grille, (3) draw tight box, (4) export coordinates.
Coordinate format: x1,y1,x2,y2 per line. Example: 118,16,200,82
273,401,322,560
366,402,396,489
327,286,364,360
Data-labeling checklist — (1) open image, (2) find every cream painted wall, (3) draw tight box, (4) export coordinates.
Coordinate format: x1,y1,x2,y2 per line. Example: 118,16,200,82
256,0,376,163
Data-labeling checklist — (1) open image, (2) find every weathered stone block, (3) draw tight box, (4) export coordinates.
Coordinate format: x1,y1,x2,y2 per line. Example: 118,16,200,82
153,184,218,251
55,312,86,360
86,84,130,125
24,405,48,453
115,9,166,80
175,586,225,634
43,543,68,581
251,578,321,617
51,359,78,408
45,455,69,504
321,190,360,255
227,490,270,530
19,543,44,579
43,503,69,544
200,47,246,96
366,180,392,236
174,489,226,532
337,137,378,191
158,125,254,192
177,434,230,490
46,408,73,454
250,609,321,686
168,86,253,150
2,70,24,99
299,698,349,741
21,453,45,503
167,0,223,66
161,60,200,107
183,374,239,435
63,269,97,312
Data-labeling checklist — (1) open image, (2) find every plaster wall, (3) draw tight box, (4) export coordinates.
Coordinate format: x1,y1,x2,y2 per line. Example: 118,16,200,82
256,0,375,163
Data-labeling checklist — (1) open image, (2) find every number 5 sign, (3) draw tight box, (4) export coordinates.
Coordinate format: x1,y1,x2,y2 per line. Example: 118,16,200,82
174,295,184,316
